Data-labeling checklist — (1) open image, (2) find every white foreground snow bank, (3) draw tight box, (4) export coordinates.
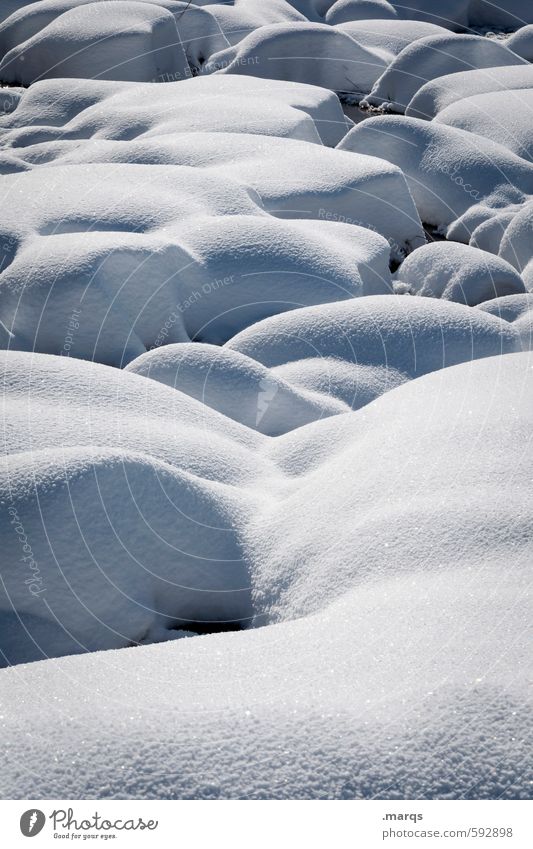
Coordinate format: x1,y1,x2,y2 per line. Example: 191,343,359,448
0,349,267,666
0,352,531,798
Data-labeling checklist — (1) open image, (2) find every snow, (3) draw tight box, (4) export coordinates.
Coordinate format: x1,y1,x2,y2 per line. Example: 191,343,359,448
0,74,350,146
336,18,448,57
0,162,396,363
325,0,398,24
226,294,519,375
395,242,526,305
0,133,423,258
435,89,533,161
407,64,533,120
125,342,347,433
202,22,388,99
338,116,533,246
0,350,265,666
363,33,527,112
1,0,533,803
506,24,533,61
478,293,533,350
498,201,533,290
0,1,191,86
0,352,531,798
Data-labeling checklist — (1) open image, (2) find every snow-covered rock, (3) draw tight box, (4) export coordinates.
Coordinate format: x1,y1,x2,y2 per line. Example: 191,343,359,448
478,293,533,350
506,24,533,61
202,22,387,99
0,0,228,70
363,34,527,112
390,0,470,28
335,18,448,58
201,0,308,49
0,1,191,85
0,74,350,146
126,342,347,434
0,352,531,798
339,116,533,241
0,348,269,666
226,295,519,376
0,163,395,363
0,130,424,258
435,89,533,161
498,201,533,290
325,0,397,24
407,65,533,120
395,242,526,305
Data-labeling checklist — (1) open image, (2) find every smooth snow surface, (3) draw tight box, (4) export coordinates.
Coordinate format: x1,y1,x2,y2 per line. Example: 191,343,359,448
363,34,527,112
1,0,533,803
395,242,526,304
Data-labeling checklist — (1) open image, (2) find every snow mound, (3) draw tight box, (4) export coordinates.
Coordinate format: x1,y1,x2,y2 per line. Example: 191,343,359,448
395,242,526,305
336,18,448,58
328,0,470,28
435,89,533,161
469,0,533,28
0,352,531,798
478,293,533,350
0,348,270,666
0,1,190,86
249,351,532,623
325,0,398,24
0,0,228,73
390,0,470,28
226,295,519,376
0,163,394,363
407,65,533,120
126,342,347,434
0,2,49,24
202,22,387,99
1,74,350,146
338,116,533,241
363,34,527,112
201,0,308,49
